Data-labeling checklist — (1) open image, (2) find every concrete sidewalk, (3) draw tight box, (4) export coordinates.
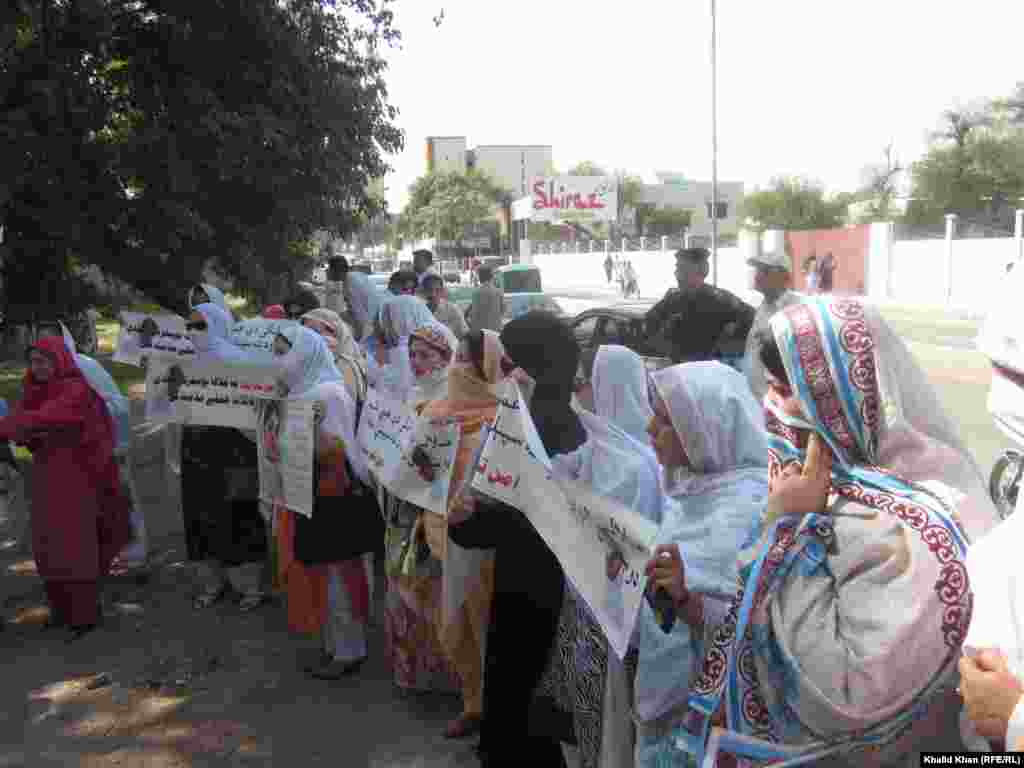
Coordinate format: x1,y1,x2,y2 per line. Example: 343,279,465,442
0,402,477,767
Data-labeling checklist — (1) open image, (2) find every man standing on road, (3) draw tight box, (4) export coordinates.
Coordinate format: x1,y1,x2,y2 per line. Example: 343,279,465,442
645,247,755,364
744,245,801,402
604,252,614,284
466,265,505,333
421,273,469,339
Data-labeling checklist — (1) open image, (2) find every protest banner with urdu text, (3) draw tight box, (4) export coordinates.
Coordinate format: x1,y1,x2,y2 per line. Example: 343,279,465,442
356,387,459,517
115,312,194,366
257,399,315,518
470,387,658,660
230,319,298,360
144,359,280,430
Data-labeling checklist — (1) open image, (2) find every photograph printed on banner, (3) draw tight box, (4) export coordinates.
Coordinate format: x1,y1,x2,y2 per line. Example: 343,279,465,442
257,398,315,518
115,312,195,366
144,358,279,430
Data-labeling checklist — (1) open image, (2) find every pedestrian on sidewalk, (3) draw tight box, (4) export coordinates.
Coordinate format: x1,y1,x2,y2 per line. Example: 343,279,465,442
0,336,131,639
604,253,614,284
271,326,381,679
181,301,268,612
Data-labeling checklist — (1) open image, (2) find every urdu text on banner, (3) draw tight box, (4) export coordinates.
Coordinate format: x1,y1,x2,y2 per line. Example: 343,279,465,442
470,385,658,660
144,358,280,430
356,387,459,517
115,312,195,366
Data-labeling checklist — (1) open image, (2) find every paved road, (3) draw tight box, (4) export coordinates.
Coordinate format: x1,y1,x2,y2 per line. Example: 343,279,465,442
549,288,1005,476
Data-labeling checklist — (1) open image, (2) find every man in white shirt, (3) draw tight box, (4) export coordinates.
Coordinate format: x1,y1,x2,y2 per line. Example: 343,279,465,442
744,243,801,402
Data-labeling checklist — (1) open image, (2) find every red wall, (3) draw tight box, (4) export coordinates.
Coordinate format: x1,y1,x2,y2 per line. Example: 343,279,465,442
786,225,869,295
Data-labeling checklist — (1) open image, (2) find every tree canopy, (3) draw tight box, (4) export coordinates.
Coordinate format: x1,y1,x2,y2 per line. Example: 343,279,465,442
906,93,1024,234
741,177,851,231
0,0,403,317
399,170,504,245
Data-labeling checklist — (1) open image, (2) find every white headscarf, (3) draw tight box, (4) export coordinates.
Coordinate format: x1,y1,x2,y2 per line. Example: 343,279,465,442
277,325,343,397
634,362,768,724
346,272,382,339
275,325,367,484
368,295,435,401
58,322,131,455
652,360,768,497
189,303,250,363
189,283,231,318
592,344,654,445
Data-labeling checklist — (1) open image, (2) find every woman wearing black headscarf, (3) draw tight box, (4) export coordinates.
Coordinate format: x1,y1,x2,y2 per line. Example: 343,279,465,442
448,311,586,768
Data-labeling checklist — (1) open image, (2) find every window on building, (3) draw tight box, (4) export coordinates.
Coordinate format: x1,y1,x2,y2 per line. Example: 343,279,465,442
705,201,729,220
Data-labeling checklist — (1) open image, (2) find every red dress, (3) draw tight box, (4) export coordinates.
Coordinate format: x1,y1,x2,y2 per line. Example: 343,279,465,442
0,337,130,625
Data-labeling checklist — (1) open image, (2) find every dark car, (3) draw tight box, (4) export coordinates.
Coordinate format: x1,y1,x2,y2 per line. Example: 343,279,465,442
570,303,746,383
570,304,671,382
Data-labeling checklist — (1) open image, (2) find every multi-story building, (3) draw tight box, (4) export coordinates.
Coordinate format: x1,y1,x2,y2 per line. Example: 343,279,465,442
639,172,745,236
469,145,553,198
424,137,553,198
425,136,468,174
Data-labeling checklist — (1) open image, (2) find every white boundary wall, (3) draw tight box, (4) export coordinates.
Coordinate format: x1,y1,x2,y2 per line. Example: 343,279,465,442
532,226,1023,314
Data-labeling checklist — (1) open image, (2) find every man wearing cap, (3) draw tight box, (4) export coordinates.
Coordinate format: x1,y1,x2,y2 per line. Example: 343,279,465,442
645,247,755,364
745,244,801,401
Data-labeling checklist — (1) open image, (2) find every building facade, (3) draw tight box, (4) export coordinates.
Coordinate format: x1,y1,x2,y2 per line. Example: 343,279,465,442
425,136,468,174
639,172,744,236
469,145,553,197
424,137,552,198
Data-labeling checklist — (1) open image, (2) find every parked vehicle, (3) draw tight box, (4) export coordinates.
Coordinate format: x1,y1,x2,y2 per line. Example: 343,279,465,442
569,304,745,385
979,286,1024,519
493,264,541,294
452,291,566,329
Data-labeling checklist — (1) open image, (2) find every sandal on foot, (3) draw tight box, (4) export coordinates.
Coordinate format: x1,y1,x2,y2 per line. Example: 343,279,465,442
67,623,99,642
237,594,266,613
193,587,227,610
307,658,366,680
444,713,482,740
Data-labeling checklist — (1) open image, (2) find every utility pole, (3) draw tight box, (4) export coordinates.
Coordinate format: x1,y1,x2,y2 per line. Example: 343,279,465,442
710,0,719,286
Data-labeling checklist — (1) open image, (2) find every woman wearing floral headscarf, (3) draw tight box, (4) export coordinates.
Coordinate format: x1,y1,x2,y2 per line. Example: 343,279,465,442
418,330,505,738
271,326,381,679
382,319,461,695
668,296,997,767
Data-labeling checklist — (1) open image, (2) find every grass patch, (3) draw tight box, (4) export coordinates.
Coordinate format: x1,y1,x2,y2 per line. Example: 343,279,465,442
0,358,146,464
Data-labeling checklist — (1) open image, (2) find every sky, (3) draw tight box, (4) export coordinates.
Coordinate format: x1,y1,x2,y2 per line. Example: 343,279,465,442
379,1,1023,213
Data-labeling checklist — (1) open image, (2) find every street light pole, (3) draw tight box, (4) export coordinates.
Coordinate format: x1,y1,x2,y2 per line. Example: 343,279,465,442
710,0,719,286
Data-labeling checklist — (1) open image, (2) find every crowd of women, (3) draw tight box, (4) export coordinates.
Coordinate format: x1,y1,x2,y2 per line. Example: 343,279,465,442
7,270,1024,767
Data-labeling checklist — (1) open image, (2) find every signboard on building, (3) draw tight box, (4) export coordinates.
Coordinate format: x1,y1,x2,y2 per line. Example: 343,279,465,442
528,176,618,224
